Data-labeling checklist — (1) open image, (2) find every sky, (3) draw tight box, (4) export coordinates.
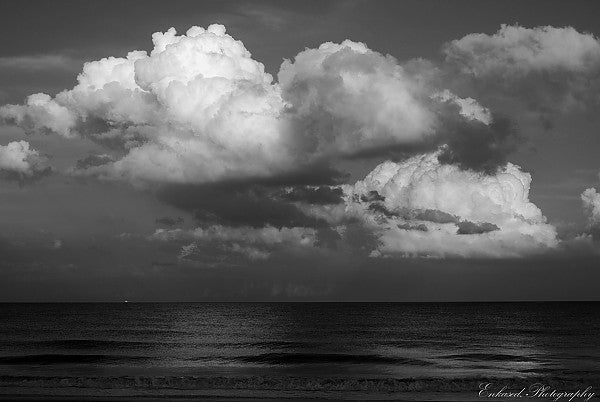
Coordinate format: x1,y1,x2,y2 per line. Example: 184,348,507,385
1,0,600,301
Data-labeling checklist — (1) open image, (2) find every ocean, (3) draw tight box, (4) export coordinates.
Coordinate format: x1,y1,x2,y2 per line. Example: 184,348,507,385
0,302,598,400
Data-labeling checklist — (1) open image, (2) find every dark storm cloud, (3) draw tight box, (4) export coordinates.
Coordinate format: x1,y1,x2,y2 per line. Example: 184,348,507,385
437,113,521,174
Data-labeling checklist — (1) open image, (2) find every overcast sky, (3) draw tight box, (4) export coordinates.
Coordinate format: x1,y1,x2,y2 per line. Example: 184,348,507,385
1,0,600,301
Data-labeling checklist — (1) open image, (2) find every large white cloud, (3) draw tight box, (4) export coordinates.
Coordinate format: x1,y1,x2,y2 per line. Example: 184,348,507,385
1,25,484,184
0,140,49,179
2,23,599,185
1,25,292,184
336,151,558,257
278,40,437,156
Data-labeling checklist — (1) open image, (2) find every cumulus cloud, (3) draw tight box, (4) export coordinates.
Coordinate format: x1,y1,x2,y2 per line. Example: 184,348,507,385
1,24,516,184
151,154,558,260
278,40,437,156
0,23,578,262
444,24,600,114
336,151,558,257
445,25,600,76
0,141,50,180
1,25,291,183
0,93,77,137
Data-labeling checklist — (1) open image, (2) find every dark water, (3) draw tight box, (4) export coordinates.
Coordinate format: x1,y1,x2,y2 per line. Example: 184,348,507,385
0,302,599,399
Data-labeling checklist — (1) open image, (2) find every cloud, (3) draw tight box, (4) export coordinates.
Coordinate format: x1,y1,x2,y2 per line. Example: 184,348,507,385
1,24,516,184
278,40,438,157
444,24,600,114
433,89,492,125
0,93,77,137
436,115,520,174
1,25,292,184
581,187,600,239
445,25,600,76
338,151,558,257
0,141,51,180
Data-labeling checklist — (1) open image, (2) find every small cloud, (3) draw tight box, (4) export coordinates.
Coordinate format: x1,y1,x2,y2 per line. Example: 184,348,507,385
0,140,52,183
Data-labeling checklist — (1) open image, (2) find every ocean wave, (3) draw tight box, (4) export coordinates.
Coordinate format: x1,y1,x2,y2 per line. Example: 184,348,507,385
441,353,541,362
0,354,150,365
235,352,433,365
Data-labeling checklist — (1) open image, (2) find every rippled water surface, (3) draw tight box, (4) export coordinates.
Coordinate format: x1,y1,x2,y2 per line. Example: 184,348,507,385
0,302,599,398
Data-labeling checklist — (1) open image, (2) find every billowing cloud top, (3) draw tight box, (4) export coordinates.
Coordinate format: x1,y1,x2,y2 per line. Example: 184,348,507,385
278,40,436,156
0,24,518,185
341,152,558,257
